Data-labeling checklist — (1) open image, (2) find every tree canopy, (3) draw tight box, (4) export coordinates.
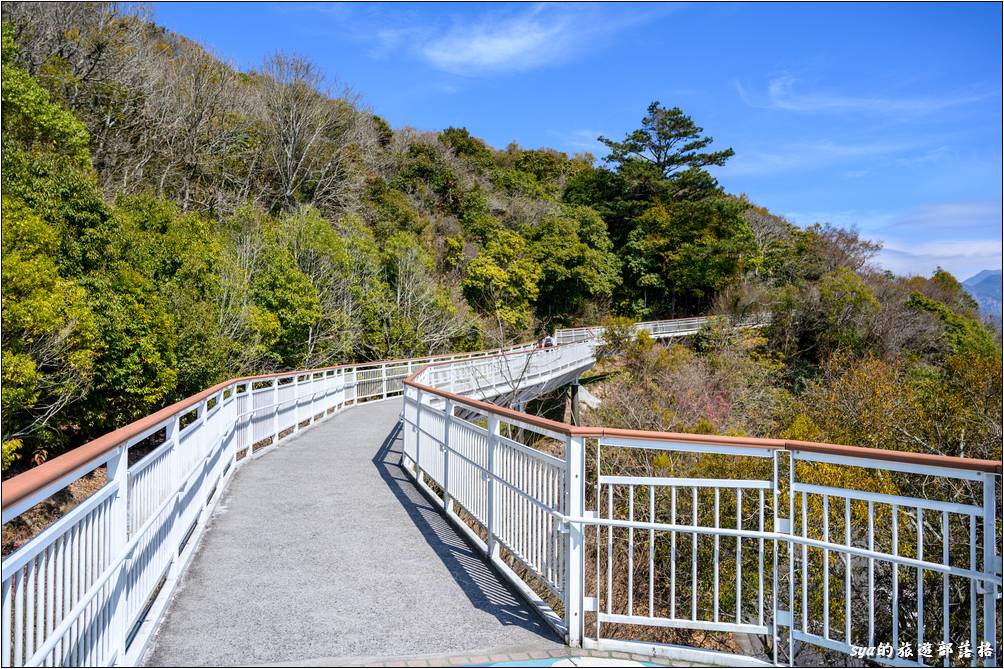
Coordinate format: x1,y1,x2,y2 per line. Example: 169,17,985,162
1,4,998,478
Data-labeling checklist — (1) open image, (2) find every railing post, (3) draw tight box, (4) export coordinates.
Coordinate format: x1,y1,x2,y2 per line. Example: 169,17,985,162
381,364,387,399
166,415,185,558
983,472,998,666
770,450,780,666
107,444,130,660
241,385,253,460
564,434,585,646
307,374,316,420
442,399,453,512
293,375,300,432
414,388,423,478
487,413,500,558
272,378,280,443
197,398,210,497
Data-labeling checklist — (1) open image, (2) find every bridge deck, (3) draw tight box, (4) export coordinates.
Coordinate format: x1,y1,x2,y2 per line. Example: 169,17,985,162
143,401,562,666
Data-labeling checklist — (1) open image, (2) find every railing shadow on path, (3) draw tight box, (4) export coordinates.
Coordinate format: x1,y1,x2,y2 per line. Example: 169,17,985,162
370,419,561,644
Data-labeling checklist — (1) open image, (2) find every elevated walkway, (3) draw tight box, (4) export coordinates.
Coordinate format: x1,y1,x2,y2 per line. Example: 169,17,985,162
144,401,562,665
2,315,998,669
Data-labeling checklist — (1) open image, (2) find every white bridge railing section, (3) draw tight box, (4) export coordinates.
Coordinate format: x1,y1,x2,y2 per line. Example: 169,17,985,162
0,342,535,668
401,324,1001,667
552,314,769,345
2,316,1001,668
553,316,712,344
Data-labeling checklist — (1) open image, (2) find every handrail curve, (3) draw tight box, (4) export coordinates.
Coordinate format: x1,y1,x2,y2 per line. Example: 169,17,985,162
2,314,1000,668
403,356,1002,474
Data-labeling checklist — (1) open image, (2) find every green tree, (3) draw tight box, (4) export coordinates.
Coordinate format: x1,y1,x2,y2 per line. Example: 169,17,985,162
251,244,323,369
599,101,734,198
1,199,99,468
109,196,229,395
817,267,880,355
462,229,542,334
80,268,178,438
524,205,620,325
622,198,752,317
907,292,998,357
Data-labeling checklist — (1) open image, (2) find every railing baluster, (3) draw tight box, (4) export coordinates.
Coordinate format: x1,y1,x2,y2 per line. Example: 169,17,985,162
671,486,677,620
970,514,978,668
628,484,634,616
844,496,851,644
272,378,279,444
823,494,829,639
2,571,12,667
982,473,998,668
649,484,655,618
758,488,764,628
736,488,742,624
606,483,613,615
692,487,698,622
892,503,899,651
443,399,453,513
801,491,808,633
486,414,499,558
867,500,874,648
713,487,719,623
942,510,950,669
25,559,35,665
918,507,924,652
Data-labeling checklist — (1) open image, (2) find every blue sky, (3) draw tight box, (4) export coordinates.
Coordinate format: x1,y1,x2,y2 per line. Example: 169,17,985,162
152,2,1002,280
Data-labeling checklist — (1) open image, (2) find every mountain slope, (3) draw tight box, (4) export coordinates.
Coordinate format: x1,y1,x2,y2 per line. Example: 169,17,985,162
963,269,1003,321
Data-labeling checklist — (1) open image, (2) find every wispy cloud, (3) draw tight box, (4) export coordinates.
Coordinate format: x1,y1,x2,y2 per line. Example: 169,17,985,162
421,6,575,74
393,4,673,76
783,201,1003,278
549,128,608,157
877,241,1002,279
723,139,920,177
886,201,1002,231
736,75,991,114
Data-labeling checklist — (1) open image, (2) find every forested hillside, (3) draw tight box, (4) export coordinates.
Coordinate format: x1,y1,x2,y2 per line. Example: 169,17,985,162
2,2,1000,475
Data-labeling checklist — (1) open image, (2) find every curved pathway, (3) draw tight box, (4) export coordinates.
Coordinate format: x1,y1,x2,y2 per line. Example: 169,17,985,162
144,401,562,666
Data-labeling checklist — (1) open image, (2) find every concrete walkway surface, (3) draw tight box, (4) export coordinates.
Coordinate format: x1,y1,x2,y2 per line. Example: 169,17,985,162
144,401,562,666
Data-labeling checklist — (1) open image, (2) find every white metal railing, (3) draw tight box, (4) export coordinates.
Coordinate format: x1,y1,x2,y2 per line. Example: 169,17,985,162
584,437,1001,667
554,316,712,344
2,316,1000,668
0,342,535,668
553,314,771,345
399,325,1002,667
401,341,598,634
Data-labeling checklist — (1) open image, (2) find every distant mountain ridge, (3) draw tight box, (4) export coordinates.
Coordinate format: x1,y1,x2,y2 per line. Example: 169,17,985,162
962,269,1002,322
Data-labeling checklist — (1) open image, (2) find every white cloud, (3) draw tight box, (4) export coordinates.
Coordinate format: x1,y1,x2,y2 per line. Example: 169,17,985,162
782,202,1003,279
723,139,918,177
736,75,991,115
886,201,1002,231
287,3,675,76
782,209,895,236
551,128,608,157
877,241,1002,279
421,7,574,74
408,4,673,76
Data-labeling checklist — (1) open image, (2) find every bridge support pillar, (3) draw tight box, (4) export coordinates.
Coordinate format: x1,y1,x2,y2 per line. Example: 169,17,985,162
569,380,581,426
